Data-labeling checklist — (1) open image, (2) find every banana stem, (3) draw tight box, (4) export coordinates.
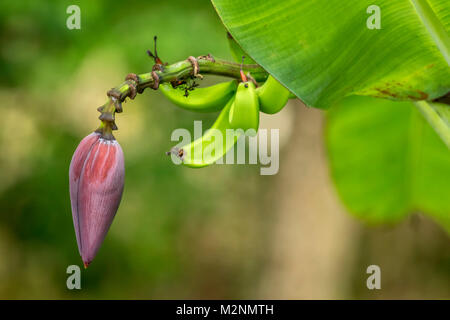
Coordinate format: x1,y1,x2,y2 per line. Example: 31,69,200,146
96,55,268,134
107,55,268,103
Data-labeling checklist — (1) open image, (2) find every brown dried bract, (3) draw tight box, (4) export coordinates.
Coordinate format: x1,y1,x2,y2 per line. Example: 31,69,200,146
187,56,203,79
151,71,160,90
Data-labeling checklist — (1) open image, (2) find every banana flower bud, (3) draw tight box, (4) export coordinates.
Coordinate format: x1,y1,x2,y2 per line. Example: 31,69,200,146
69,132,124,267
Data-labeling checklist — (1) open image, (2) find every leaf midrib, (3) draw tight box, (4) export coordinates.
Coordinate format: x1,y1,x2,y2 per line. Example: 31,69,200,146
405,105,424,214
410,0,450,65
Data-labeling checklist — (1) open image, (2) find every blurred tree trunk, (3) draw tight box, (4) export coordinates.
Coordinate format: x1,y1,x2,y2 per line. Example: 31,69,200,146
258,101,358,299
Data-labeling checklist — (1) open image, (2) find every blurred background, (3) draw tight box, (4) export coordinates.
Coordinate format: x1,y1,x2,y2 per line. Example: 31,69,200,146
0,0,448,299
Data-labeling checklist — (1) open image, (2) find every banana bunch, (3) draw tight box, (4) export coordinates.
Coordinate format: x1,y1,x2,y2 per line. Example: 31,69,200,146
162,37,294,167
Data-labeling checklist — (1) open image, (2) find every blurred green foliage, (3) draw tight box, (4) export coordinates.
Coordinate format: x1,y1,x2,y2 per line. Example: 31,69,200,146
0,0,268,298
0,0,448,299
326,96,450,232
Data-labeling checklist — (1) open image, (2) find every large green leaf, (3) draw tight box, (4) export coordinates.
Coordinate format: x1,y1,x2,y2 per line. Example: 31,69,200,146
212,0,450,109
326,96,450,232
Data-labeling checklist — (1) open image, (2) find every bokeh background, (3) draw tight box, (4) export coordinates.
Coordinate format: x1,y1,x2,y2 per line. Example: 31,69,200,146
0,0,448,299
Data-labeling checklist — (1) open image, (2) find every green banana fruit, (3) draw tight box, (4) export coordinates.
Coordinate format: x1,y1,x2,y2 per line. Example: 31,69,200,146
256,75,291,114
159,80,238,112
229,81,260,136
172,97,241,168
